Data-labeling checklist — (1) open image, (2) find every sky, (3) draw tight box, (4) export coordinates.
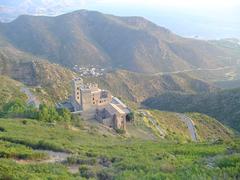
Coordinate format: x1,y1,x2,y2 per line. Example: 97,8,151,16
0,0,239,39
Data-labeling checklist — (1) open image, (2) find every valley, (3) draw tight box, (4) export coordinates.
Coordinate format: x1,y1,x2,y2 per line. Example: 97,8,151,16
0,9,240,179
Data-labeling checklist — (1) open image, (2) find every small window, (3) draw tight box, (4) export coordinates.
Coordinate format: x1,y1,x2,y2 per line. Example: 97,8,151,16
100,101,102,103
77,92,79,95
93,98,95,100
77,96,80,99
93,102,95,104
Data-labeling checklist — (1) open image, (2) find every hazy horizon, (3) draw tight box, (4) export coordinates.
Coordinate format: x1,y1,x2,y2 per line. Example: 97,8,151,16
0,0,239,39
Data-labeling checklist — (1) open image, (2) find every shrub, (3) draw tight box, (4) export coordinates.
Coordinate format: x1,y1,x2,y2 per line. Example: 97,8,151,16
99,156,112,167
126,112,134,122
57,108,72,122
0,127,6,132
1,99,27,118
67,156,97,166
22,120,27,125
97,170,114,180
115,128,126,134
79,165,95,179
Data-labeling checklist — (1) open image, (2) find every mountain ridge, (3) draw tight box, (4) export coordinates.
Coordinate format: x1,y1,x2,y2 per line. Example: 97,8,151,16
0,10,239,73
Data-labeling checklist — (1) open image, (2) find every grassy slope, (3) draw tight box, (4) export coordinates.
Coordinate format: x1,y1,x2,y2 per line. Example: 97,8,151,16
0,118,239,179
189,113,234,142
138,110,233,142
0,75,26,108
0,52,77,104
32,61,77,104
142,89,240,132
0,39,77,104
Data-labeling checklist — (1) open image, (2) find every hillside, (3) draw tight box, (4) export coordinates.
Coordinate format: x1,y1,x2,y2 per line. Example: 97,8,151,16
209,39,240,62
0,48,77,104
0,75,26,108
0,73,232,143
0,44,216,104
143,89,240,132
84,70,216,102
0,117,239,179
134,110,233,142
0,10,239,73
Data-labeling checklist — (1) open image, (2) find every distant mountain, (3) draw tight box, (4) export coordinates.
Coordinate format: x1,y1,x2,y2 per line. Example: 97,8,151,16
142,89,240,132
0,10,239,73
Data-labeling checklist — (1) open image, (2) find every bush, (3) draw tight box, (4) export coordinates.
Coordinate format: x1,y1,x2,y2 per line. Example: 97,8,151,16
67,156,97,166
1,99,27,118
57,108,72,122
22,120,28,125
0,127,6,132
97,170,114,180
115,128,126,134
0,100,73,124
126,112,134,122
79,165,95,179
0,99,37,119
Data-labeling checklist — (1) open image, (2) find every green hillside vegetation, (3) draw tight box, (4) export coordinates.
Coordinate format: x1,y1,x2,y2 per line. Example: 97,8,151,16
188,113,234,141
0,98,73,124
0,75,26,109
0,140,46,160
0,52,77,104
0,118,239,179
143,89,240,132
135,110,233,142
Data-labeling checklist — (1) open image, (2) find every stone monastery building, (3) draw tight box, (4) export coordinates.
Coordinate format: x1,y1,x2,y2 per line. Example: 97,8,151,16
69,78,130,130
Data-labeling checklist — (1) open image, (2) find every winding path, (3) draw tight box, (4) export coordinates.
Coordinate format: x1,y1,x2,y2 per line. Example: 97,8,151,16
16,150,71,165
138,110,166,137
176,113,197,141
153,66,235,76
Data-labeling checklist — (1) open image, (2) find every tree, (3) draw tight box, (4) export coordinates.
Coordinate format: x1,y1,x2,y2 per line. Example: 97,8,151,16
38,104,50,122
1,99,27,118
57,108,72,122
126,112,134,122
48,106,60,122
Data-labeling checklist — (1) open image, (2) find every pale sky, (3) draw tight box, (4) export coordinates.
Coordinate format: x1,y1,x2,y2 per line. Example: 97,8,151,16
0,0,240,39
93,0,240,8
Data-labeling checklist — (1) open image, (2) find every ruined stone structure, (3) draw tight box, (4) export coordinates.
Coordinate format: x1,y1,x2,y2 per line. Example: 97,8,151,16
69,78,130,131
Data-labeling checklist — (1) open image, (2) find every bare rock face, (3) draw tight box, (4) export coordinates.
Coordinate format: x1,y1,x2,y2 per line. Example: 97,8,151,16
9,61,38,86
